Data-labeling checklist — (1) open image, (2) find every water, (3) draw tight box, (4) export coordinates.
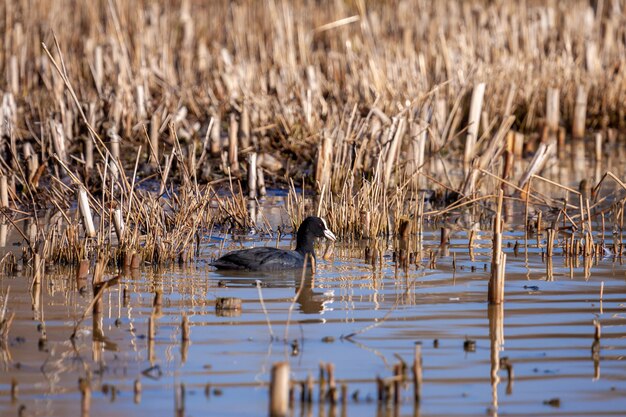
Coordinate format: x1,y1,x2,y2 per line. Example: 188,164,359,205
1,215,626,417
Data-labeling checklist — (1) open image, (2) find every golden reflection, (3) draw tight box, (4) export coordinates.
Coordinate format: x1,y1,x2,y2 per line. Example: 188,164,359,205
327,401,337,417
181,339,189,364
296,274,333,314
91,309,103,363
299,402,313,417
148,337,155,366
488,303,504,416
592,342,600,381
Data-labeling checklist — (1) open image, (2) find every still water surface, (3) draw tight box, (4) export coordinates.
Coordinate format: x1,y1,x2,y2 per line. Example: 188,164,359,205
0,210,625,417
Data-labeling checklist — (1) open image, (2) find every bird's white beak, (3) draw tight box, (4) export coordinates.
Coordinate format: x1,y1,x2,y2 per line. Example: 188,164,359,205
320,218,336,241
323,229,336,241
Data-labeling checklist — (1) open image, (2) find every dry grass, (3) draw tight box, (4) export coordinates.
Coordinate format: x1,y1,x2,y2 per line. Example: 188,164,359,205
0,0,624,266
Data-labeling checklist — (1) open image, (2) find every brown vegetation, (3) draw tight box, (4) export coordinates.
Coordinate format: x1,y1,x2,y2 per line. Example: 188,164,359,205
0,0,624,266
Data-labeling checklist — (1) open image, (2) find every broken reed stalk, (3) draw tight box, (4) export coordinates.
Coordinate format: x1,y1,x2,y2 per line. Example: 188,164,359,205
413,342,422,403
393,363,401,406
546,228,556,257
257,166,267,197
383,117,407,189
316,132,333,192
572,86,588,139
489,189,506,304
464,82,486,171
269,362,290,417
594,132,603,161
93,46,103,93
228,113,239,174
109,131,120,179
149,114,160,165
248,152,257,199
76,259,89,283
0,175,8,208
210,113,221,156
9,56,18,95
77,186,96,238
240,104,251,149
83,136,93,173
545,87,559,134
305,374,314,404
113,208,124,243
326,362,337,404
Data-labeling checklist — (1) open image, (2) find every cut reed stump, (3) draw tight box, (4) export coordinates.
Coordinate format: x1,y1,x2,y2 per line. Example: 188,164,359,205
149,113,160,165
215,297,242,311
109,130,120,179
489,190,506,304
228,113,239,174
383,117,407,190
572,86,588,139
257,166,267,197
413,342,422,403
113,208,124,243
77,187,96,238
545,88,559,134
210,112,221,156
248,152,257,199
464,82,486,172
0,175,8,208
316,132,333,192
269,362,290,417
82,136,93,173
215,297,242,317
326,362,338,404
76,259,89,288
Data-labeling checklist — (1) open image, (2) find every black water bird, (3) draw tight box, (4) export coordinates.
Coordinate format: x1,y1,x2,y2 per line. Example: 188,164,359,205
211,216,336,271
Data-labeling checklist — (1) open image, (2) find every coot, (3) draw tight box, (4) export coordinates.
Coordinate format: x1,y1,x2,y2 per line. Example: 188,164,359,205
211,216,336,271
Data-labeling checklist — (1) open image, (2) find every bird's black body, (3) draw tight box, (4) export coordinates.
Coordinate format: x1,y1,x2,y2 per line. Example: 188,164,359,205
210,247,308,271
211,216,336,271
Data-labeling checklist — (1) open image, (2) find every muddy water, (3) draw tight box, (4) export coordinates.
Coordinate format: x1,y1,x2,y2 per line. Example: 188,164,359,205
1,210,626,417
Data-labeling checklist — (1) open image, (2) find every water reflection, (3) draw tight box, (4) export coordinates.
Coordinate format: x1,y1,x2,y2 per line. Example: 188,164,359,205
488,304,504,416
213,269,333,314
2,192,626,417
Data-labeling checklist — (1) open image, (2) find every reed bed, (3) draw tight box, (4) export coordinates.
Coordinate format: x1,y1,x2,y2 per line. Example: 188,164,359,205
3,4,625,414
0,0,624,270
